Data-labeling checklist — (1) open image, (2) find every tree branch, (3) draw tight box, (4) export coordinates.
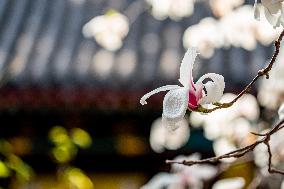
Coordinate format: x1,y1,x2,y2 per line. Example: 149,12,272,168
166,119,284,174
193,29,284,113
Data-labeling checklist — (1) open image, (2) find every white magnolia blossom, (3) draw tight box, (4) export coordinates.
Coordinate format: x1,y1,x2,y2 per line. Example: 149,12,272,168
213,138,238,163
212,177,245,189
140,48,225,131
190,93,259,162
183,5,280,58
254,127,284,174
141,154,217,189
82,10,129,51
209,0,244,17
258,43,284,109
146,0,195,20
190,93,259,139
220,6,257,50
279,103,284,119
254,0,284,28
183,18,224,58
149,118,190,153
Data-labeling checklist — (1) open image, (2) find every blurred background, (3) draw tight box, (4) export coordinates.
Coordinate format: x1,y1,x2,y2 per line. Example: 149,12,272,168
0,0,284,188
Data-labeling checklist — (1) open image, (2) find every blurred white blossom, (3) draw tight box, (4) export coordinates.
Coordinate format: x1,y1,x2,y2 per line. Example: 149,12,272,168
82,10,129,51
213,138,237,163
254,127,284,174
140,48,225,130
258,43,284,109
149,118,190,153
190,93,259,140
146,0,195,20
183,5,280,58
141,154,217,189
183,18,224,58
190,93,259,162
219,6,257,50
209,0,244,17
212,177,245,189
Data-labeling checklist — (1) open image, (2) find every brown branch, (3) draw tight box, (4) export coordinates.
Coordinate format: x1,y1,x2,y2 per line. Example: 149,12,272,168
193,29,284,114
166,119,284,174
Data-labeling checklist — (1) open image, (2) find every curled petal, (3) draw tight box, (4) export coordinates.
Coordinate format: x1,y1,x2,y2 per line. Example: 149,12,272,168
197,73,225,105
140,85,181,105
179,48,198,88
262,0,282,14
162,88,189,131
264,7,281,27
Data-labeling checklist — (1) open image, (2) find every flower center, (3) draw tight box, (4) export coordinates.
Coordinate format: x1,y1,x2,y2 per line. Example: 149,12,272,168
188,90,199,109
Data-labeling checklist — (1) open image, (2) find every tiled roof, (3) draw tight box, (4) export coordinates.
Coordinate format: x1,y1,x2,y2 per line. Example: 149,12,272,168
0,0,272,108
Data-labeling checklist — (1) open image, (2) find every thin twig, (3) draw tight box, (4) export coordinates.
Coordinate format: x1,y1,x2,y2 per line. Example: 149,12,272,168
166,119,284,174
193,29,284,113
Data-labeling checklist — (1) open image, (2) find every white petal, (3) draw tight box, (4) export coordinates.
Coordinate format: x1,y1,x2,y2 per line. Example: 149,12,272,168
264,6,281,27
140,173,179,189
179,48,198,88
164,119,190,149
140,85,181,105
278,103,284,119
171,153,201,172
192,164,217,180
262,0,282,14
149,118,167,153
162,88,189,130
212,177,245,189
254,1,261,20
197,73,225,104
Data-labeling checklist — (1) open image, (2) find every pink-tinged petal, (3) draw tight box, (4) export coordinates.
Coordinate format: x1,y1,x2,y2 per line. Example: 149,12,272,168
188,90,199,109
179,48,198,89
195,83,204,100
188,83,203,109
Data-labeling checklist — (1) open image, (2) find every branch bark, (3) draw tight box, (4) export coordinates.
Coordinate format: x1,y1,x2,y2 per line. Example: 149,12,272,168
193,29,284,113
167,119,284,174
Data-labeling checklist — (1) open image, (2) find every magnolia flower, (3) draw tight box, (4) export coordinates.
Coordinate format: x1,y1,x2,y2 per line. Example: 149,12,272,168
183,18,224,58
140,48,225,130
254,104,284,174
254,127,284,174
190,93,259,140
183,5,280,57
209,0,244,17
82,10,129,51
258,43,284,109
141,154,217,189
146,0,195,21
212,177,245,189
149,118,190,153
254,0,284,28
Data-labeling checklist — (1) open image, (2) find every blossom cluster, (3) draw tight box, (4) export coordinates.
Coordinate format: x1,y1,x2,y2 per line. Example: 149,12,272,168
82,10,129,51
183,5,281,58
